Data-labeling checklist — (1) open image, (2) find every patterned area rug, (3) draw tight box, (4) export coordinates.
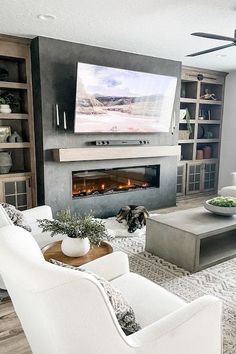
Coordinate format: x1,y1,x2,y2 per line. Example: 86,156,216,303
110,233,236,354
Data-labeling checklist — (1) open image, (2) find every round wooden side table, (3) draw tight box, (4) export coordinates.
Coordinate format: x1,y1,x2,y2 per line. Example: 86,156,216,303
42,241,113,267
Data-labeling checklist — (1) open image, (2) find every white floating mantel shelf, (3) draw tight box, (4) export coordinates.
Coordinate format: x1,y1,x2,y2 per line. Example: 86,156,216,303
52,146,181,162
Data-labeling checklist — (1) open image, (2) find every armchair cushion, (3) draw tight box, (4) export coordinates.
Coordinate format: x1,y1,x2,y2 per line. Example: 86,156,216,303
50,258,141,335
111,272,185,328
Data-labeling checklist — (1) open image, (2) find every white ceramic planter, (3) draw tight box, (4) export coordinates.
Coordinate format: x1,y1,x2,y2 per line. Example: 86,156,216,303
0,104,11,114
61,236,90,257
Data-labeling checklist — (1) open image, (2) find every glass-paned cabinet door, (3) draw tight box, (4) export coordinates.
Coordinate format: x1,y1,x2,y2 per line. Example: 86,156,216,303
176,163,186,196
203,162,218,191
0,177,32,210
186,162,202,194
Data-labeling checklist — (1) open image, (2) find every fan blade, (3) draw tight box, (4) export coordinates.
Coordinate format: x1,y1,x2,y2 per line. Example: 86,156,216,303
192,32,236,42
187,43,235,57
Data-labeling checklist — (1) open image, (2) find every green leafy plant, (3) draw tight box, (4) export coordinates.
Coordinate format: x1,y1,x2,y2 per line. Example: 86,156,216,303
0,92,13,105
38,209,110,245
208,196,236,208
0,92,20,107
185,108,192,134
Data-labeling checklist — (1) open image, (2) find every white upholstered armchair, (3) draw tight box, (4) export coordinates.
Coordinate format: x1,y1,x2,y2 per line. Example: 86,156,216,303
0,205,64,289
0,219,222,354
219,172,236,197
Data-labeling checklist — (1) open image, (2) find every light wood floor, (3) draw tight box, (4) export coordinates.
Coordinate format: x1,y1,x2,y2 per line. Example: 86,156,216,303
0,195,211,354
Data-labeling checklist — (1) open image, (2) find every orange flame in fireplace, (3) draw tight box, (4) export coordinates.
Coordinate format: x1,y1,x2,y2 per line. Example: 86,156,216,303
72,174,151,198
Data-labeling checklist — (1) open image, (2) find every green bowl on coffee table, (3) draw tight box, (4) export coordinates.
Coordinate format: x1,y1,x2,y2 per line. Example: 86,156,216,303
204,196,236,216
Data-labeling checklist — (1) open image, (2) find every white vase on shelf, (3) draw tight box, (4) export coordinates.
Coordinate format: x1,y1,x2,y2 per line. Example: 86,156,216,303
61,236,90,257
0,151,12,174
0,104,11,114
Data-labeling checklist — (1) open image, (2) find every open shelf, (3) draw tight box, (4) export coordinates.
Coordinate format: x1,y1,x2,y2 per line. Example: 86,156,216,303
200,82,223,101
199,99,222,105
178,139,194,144
180,102,196,120
180,98,197,104
179,122,194,140
197,120,221,124
197,124,220,140
0,171,32,178
199,103,222,121
181,81,198,99
0,113,28,120
0,87,28,113
199,230,236,268
0,56,27,84
179,119,196,124
0,142,30,148
0,81,28,89
197,139,220,143
196,142,219,159
179,143,194,161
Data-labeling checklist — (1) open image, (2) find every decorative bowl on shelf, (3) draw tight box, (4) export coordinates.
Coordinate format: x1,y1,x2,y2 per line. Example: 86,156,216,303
204,196,236,216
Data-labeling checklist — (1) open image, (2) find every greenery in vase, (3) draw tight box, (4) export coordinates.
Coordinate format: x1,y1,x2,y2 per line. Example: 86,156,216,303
38,209,110,245
0,92,21,108
0,92,14,105
208,196,236,208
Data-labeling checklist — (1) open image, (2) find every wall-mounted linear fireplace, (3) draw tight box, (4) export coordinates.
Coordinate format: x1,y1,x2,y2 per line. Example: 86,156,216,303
72,165,160,199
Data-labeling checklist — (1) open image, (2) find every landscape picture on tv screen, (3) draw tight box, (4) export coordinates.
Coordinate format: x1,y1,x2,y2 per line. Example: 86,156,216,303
74,62,177,133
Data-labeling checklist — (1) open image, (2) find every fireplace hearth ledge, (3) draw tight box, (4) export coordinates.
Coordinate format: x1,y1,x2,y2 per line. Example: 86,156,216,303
52,146,181,162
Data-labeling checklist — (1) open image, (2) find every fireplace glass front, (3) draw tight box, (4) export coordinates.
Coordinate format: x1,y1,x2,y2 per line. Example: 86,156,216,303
72,165,160,199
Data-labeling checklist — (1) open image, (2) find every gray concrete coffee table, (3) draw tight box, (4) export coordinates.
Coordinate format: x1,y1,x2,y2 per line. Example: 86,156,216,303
146,207,236,272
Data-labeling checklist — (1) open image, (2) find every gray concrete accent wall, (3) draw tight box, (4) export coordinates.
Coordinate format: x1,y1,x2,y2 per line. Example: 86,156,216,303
31,36,181,216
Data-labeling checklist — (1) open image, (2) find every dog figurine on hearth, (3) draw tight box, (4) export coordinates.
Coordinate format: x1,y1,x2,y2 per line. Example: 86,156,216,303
116,205,150,233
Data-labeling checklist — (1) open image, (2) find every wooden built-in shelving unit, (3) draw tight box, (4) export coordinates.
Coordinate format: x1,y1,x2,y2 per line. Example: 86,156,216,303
0,113,28,120
0,35,36,210
177,66,227,196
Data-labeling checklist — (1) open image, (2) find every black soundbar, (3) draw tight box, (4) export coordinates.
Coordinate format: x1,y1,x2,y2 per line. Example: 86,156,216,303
89,140,150,146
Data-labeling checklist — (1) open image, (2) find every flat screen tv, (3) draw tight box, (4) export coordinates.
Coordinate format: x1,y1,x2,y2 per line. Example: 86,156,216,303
74,62,177,133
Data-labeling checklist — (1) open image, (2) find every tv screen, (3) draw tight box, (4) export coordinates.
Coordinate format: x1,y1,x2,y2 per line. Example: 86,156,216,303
74,62,177,133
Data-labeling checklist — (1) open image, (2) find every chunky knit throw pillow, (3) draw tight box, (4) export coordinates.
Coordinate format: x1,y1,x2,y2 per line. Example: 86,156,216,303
0,203,32,232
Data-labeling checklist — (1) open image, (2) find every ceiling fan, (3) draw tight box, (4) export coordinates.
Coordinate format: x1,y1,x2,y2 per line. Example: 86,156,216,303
187,29,236,57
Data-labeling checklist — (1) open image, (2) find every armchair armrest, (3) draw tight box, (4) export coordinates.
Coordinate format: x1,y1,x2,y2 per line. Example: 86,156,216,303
81,251,130,280
129,295,222,354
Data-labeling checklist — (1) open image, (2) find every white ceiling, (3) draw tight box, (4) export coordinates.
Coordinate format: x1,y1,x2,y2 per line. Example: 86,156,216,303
2,0,236,72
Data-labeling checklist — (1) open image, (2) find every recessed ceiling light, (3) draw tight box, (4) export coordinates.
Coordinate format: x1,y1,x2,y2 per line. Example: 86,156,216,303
37,14,56,21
